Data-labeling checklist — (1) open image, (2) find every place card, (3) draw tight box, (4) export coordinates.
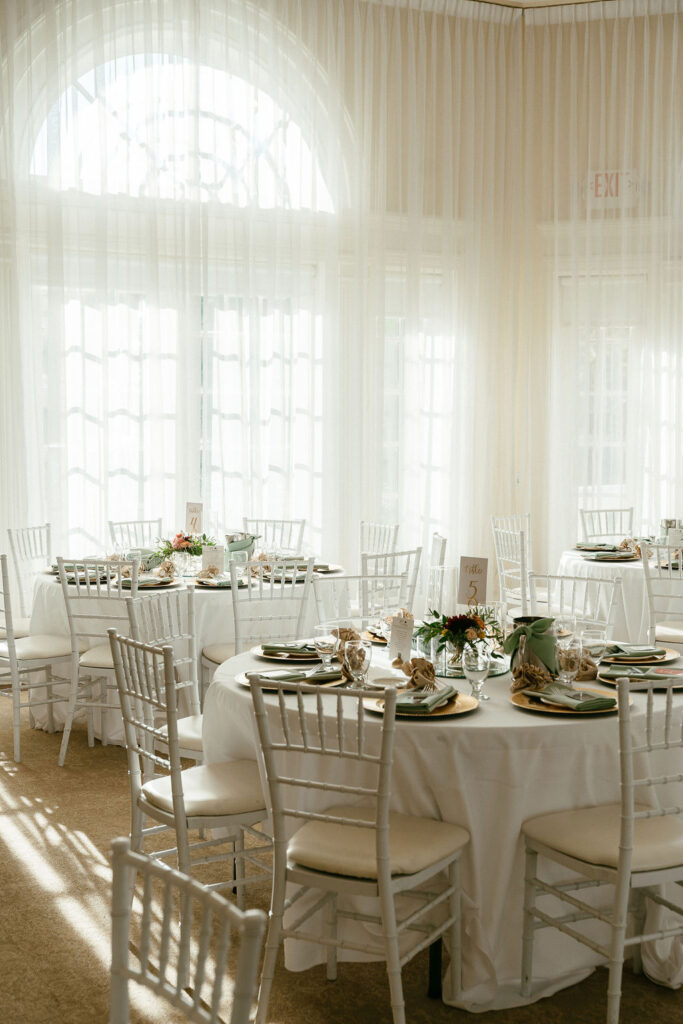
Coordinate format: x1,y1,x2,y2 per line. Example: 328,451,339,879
457,556,488,606
389,613,415,662
186,501,203,534
202,545,224,573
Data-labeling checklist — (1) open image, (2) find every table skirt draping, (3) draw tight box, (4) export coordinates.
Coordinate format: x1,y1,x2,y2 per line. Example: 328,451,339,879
27,574,318,741
203,649,683,1012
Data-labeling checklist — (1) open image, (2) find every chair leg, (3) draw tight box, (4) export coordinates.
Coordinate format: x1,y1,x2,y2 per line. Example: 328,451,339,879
448,856,462,998
520,845,538,998
630,890,647,975
45,668,55,733
234,832,245,910
58,664,81,766
606,876,630,1024
325,894,338,981
100,679,109,746
12,675,21,763
254,843,287,1024
379,885,406,1024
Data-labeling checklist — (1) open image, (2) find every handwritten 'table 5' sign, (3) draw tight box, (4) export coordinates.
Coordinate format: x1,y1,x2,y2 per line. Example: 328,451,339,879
457,556,488,607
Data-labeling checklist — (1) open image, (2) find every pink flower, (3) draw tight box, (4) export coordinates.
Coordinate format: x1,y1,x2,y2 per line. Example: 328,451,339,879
172,532,191,550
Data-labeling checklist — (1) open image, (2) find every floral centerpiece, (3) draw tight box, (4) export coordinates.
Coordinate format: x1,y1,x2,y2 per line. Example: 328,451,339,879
415,607,504,676
156,532,216,576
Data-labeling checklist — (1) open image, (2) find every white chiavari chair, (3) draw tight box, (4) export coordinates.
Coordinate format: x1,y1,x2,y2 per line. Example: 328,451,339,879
0,554,72,762
108,518,162,552
109,633,271,904
521,678,683,1024
250,678,470,1024
491,517,536,617
528,572,623,638
361,548,422,613
7,522,51,635
242,518,306,555
127,589,203,761
579,507,634,544
312,573,411,632
110,837,266,1024
359,521,400,556
57,556,139,766
641,544,683,652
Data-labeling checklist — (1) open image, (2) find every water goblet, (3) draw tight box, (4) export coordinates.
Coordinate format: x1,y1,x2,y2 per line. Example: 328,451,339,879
556,635,583,688
581,627,607,666
343,639,373,689
553,614,577,639
313,624,337,669
461,644,491,701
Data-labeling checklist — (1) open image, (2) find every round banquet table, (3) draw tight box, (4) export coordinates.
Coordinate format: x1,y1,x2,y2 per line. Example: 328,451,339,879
557,549,649,642
27,573,320,738
203,648,683,1012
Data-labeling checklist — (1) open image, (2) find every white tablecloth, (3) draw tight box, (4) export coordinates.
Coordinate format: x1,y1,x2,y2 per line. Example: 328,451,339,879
556,550,649,642
203,649,683,1012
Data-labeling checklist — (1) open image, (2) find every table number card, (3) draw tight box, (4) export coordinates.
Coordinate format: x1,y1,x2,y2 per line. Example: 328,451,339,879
186,501,203,534
457,556,488,607
389,614,415,663
202,545,224,573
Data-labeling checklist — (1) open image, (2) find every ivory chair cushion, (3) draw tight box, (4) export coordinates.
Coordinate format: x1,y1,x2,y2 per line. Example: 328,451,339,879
79,643,114,669
655,621,683,644
202,642,236,666
287,804,470,879
0,617,30,639
0,634,72,661
159,714,204,752
523,803,683,873
142,760,265,817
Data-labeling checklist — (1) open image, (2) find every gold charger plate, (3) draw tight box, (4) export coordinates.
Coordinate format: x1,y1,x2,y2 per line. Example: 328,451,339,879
583,554,638,563
510,688,621,715
597,671,683,691
235,671,343,692
250,644,321,663
601,647,678,665
313,564,344,574
365,691,479,719
127,577,179,589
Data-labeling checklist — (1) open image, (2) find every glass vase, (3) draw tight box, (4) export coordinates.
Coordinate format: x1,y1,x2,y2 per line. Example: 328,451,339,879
172,551,203,577
445,641,463,677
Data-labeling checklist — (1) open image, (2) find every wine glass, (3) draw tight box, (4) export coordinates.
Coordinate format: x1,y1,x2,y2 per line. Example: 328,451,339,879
553,614,577,639
556,635,583,688
313,623,337,669
343,639,373,689
581,627,607,666
461,644,491,701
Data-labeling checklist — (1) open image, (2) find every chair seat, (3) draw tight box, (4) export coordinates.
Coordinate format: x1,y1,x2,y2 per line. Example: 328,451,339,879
655,621,683,644
523,802,683,873
0,634,72,661
159,714,204,753
288,804,470,879
142,759,265,817
202,642,236,666
79,643,115,669
0,617,31,640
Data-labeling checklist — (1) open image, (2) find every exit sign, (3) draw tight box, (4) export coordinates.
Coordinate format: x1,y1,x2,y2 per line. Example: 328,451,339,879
585,169,640,209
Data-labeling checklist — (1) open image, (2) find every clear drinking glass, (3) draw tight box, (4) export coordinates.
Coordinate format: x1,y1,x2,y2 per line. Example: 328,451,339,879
343,639,373,689
461,644,491,701
556,635,583,687
553,614,577,638
580,628,607,665
313,624,337,668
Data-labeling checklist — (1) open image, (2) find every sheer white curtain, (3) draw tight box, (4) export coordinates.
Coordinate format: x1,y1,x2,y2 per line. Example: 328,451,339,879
521,0,683,570
0,0,521,568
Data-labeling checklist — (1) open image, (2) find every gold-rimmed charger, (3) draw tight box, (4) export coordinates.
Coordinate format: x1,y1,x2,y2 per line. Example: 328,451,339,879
582,554,638,563
235,670,344,692
250,644,321,663
510,689,621,715
365,691,479,719
601,647,678,666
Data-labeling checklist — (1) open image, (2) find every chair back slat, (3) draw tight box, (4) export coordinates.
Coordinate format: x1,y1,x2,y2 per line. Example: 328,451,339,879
312,573,410,629
58,557,139,649
579,507,634,543
110,837,266,1024
127,590,199,717
250,680,397,842
242,518,306,555
528,572,623,637
641,544,683,645
229,558,314,654
491,522,528,613
7,523,51,619
361,548,421,612
359,521,400,556
108,518,162,552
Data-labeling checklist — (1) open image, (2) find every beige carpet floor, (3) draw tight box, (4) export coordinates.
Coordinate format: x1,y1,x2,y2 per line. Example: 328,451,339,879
0,704,681,1024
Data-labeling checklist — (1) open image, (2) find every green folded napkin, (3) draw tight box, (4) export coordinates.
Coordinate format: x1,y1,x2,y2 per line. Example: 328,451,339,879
604,643,667,659
591,551,635,561
260,641,318,655
246,667,342,684
599,665,683,680
523,685,616,711
503,617,557,674
395,684,458,715
575,542,619,552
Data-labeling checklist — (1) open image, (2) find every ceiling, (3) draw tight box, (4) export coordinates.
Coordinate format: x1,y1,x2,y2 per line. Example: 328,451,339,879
472,0,595,7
